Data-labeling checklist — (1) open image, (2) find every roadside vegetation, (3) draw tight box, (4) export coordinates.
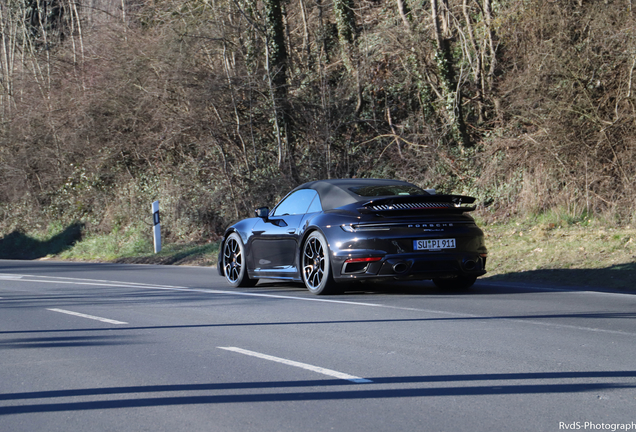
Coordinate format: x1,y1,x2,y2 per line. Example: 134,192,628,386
55,223,219,266
2,212,633,291
1,0,634,289
480,213,636,291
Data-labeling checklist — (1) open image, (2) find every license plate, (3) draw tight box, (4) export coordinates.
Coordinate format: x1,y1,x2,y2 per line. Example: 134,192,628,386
413,238,456,250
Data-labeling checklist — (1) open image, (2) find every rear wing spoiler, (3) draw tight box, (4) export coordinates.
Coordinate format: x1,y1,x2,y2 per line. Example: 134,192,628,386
357,194,477,214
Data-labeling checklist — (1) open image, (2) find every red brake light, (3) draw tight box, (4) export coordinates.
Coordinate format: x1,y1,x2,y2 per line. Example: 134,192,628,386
344,257,383,263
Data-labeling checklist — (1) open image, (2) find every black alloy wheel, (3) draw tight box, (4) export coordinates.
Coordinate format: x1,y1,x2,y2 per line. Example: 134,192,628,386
302,231,340,295
222,232,258,287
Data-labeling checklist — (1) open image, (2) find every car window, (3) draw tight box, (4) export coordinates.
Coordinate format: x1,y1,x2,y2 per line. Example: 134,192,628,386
348,185,426,197
272,189,319,216
307,194,323,213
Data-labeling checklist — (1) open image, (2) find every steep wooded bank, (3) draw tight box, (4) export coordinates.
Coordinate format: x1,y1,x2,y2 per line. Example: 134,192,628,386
1,0,635,241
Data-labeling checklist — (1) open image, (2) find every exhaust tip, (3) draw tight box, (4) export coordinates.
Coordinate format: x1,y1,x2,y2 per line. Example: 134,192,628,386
463,260,477,271
392,262,408,274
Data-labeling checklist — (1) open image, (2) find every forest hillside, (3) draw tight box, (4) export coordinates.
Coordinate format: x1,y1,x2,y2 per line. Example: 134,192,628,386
1,0,635,241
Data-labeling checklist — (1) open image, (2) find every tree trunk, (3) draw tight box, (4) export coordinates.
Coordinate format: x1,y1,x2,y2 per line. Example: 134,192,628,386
431,0,470,147
263,0,289,169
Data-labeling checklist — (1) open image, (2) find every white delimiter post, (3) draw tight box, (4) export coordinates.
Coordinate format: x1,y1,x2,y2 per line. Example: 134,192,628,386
152,200,162,253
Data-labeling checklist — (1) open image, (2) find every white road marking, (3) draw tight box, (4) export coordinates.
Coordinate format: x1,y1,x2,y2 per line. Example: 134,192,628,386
1,273,385,307
46,308,128,325
2,277,163,290
218,346,373,383
5,273,636,337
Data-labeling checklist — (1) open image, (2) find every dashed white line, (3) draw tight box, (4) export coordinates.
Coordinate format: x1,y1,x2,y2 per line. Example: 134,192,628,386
218,346,372,383
3,273,385,307
6,273,636,337
46,308,128,325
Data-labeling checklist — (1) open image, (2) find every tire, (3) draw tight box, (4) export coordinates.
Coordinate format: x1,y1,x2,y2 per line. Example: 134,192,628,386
432,275,477,290
222,232,258,287
301,231,341,295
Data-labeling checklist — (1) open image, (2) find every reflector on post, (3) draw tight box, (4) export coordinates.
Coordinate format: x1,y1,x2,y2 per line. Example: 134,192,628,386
152,200,161,253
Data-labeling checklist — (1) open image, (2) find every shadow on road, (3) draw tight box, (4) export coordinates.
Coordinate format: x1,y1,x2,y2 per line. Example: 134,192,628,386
2,305,636,338
1,371,635,414
0,223,83,260
0,334,140,349
482,263,636,292
253,270,636,295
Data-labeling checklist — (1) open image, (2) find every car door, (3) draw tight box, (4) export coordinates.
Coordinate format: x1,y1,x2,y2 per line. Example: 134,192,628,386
249,189,320,278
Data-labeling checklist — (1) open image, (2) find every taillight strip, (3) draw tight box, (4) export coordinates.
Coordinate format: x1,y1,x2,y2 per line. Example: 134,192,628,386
344,257,383,263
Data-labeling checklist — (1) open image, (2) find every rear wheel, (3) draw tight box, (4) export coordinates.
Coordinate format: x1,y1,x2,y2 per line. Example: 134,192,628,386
301,231,341,295
222,232,258,287
432,275,477,290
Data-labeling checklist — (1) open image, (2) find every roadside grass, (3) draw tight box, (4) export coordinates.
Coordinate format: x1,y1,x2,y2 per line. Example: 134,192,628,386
55,223,219,266
478,212,636,291
3,212,634,291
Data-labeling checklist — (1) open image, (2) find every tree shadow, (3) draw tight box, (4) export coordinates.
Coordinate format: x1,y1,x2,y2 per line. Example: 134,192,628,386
333,263,636,295
234,274,636,296
0,223,83,260
482,263,636,292
1,371,635,415
0,334,139,349
2,306,636,337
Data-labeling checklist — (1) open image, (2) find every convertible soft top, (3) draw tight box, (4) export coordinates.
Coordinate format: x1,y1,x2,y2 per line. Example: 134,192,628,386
292,178,423,211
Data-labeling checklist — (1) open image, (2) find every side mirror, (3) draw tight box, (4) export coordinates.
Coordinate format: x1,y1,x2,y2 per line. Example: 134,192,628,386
255,207,269,220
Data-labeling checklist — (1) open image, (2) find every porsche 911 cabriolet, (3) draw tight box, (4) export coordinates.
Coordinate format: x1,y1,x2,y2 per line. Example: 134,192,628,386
218,178,488,295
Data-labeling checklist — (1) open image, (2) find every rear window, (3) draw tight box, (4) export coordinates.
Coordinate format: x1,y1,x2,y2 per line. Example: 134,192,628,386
349,185,427,197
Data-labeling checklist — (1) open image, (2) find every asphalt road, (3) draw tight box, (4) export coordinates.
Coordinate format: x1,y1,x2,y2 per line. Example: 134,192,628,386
1,260,635,432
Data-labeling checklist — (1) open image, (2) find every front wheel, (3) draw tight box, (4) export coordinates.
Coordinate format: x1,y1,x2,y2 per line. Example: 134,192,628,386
432,275,477,290
222,232,258,287
301,231,341,295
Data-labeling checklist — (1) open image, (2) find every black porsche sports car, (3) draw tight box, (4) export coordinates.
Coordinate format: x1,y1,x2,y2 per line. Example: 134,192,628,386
218,178,488,295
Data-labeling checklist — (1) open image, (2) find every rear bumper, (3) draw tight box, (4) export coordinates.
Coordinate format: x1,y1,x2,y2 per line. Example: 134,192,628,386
332,252,487,282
